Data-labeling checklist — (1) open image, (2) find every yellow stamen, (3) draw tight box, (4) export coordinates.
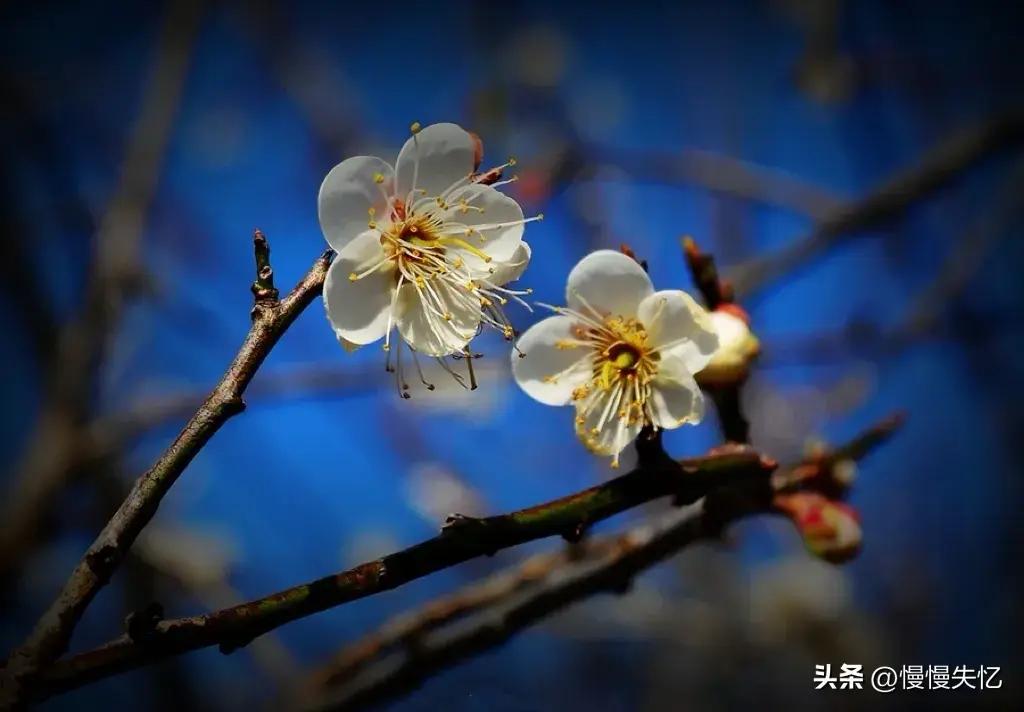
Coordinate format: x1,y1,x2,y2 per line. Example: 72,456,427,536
436,237,491,263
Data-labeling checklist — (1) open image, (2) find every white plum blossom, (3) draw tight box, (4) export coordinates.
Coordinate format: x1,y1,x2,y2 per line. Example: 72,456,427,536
319,122,540,394
696,306,761,387
512,250,721,466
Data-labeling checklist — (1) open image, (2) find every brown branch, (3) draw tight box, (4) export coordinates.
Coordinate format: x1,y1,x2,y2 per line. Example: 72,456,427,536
297,415,904,712
727,107,1024,299
683,239,752,444
20,445,776,704
0,0,205,594
0,234,332,707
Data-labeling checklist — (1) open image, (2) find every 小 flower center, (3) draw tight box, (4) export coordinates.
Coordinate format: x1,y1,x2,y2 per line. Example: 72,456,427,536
585,317,659,391
381,214,446,279
605,341,641,372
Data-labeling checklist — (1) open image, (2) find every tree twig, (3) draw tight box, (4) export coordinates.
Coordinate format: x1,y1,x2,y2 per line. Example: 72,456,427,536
727,107,1024,299
0,234,332,707
20,445,775,704
683,239,752,444
296,415,904,712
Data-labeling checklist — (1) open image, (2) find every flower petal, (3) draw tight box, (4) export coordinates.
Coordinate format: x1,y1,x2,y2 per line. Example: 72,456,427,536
396,277,481,357
439,184,526,269
395,123,476,203
574,390,643,461
649,361,705,430
638,290,719,374
565,250,654,319
511,315,591,406
484,241,531,286
323,231,395,346
319,156,394,253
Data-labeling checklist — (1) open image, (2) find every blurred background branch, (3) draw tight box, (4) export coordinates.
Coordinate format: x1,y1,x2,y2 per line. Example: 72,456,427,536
728,108,1024,299
0,0,205,593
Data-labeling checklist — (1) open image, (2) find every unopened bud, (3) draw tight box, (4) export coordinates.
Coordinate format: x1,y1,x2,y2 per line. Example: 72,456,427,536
696,308,761,388
774,492,862,564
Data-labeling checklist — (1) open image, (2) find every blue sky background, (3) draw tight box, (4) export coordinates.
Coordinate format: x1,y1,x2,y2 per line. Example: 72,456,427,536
2,1,1023,710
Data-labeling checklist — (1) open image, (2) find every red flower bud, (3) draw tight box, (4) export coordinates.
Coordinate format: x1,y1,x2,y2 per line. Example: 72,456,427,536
774,492,862,564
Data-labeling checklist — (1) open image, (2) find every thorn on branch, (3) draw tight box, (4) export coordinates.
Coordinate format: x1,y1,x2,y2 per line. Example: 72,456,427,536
441,513,477,532
222,396,247,418
125,602,164,644
440,514,494,554
634,427,673,472
561,521,588,544
252,229,280,303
